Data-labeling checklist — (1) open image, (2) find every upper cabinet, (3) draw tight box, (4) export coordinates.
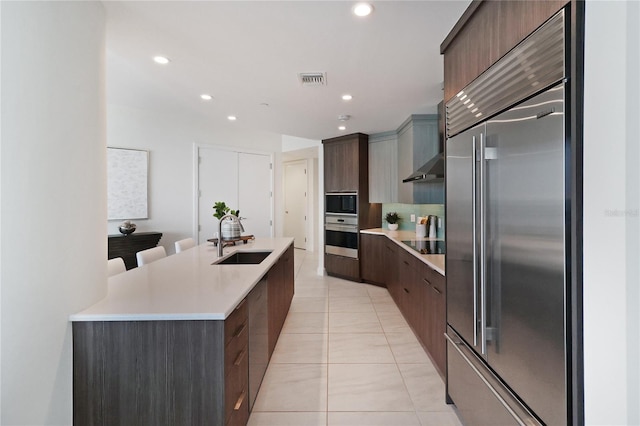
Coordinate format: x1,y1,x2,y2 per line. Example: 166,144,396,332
368,132,398,203
323,133,367,193
369,115,442,204
440,0,568,103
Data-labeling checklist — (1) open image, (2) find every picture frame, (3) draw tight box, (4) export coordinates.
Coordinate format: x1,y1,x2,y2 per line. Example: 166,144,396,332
107,147,149,220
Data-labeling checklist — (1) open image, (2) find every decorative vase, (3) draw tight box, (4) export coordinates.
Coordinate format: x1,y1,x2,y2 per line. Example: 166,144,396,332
388,223,398,231
221,219,242,240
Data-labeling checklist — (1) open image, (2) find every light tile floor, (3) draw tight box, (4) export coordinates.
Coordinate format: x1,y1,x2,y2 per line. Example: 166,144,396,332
248,249,462,426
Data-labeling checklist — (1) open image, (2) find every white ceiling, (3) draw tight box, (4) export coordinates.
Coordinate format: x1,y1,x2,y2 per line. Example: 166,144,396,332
104,1,470,141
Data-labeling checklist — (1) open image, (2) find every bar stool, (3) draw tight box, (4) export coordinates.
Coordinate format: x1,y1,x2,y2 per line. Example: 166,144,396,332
174,238,196,253
107,257,126,277
136,246,167,266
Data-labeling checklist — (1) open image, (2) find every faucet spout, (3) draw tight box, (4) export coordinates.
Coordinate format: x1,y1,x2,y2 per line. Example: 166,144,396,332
217,213,239,257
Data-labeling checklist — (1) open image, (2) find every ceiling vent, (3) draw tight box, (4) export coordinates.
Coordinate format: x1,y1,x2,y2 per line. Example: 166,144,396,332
299,72,327,87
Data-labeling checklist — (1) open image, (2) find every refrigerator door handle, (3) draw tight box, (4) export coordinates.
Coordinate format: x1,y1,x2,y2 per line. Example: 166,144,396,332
472,135,478,347
479,132,487,356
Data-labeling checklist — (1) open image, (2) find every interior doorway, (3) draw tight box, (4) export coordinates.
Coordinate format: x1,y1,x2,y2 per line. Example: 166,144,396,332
283,160,308,249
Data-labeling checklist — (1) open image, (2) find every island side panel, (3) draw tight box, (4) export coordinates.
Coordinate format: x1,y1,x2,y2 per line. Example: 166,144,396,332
73,320,225,426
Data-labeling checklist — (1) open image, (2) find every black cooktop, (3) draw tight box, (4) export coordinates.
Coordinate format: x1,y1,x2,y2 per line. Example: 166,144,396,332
401,240,446,255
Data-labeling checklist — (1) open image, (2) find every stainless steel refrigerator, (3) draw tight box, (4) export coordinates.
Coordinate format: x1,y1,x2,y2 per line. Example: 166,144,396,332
445,82,567,425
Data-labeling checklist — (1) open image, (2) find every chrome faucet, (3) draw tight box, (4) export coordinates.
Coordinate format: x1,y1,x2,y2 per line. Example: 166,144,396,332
217,213,239,257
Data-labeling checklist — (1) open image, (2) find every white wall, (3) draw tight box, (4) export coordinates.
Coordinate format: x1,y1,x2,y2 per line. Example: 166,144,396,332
107,104,282,253
584,1,640,424
0,2,106,424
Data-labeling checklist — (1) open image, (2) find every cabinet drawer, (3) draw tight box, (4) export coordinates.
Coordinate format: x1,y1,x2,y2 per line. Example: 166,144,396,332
225,330,248,378
225,298,248,347
226,385,250,426
224,349,248,425
398,248,420,271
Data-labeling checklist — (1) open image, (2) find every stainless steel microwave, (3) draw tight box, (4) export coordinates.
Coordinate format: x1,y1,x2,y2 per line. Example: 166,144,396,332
325,192,357,215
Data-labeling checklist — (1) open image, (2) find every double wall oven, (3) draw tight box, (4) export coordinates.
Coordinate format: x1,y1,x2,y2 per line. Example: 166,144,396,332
325,192,358,259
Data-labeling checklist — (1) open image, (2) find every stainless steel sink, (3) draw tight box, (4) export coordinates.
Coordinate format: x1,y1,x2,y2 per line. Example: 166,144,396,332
213,250,272,265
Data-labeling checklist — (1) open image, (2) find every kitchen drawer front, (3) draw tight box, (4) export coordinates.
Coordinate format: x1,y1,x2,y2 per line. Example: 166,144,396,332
225,298,248,347
398,248,421,271
226,382,250,426
225,327,248,378
224,349,249,425
325,253,360,281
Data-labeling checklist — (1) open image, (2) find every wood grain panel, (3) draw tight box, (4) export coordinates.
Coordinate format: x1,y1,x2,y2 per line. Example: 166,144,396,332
360,234,386,285
73,320,225,426
324,253,360,281
443,0,568,102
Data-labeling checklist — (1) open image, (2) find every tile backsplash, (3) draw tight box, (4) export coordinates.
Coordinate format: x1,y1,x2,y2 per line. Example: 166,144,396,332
381,203,445,238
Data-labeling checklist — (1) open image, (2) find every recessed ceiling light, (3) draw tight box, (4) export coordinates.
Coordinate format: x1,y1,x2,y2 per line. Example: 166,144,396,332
342,94,353,101
338,125,347,131
227,115,237,121
153,56,170,65
200,94,213,101
353,2,373,17
338,114,351,121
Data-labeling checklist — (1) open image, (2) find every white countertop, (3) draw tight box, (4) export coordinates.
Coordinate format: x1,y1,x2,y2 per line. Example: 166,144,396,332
70,237,294,322
361,228,445,276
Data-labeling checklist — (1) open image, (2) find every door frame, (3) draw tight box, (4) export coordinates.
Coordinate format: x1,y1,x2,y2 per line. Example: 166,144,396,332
193,143,274,242
283,159,309,250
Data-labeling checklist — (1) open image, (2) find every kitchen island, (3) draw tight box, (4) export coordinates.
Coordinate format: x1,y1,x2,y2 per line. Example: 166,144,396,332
71,237,294,426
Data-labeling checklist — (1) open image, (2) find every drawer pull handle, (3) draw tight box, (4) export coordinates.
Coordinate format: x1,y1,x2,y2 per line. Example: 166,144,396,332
233,323,247,339
234,390,247,410
422,278,432,286
403,288,409,294
403,261,410,266
234,348,247,366
431,286,442,295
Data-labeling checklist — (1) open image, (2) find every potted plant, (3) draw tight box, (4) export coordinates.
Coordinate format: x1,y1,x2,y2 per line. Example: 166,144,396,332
213,201,242,239
385,212,401,231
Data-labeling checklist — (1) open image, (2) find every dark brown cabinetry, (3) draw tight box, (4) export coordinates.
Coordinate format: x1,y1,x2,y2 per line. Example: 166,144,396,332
383,240,399,302
248,277,268,411
324,135,361,192
415,260,446,377
323,133,381,281
360,237,446,378
440,0,567,103
108,231,163,270
224,299,250,426
268,244,294,356
360,233,386,285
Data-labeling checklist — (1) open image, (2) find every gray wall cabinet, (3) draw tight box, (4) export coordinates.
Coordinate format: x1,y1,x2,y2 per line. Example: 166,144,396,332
369,114,443,204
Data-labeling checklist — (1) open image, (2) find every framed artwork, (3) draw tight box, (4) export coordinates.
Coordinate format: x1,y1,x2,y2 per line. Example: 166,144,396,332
107,147,149,220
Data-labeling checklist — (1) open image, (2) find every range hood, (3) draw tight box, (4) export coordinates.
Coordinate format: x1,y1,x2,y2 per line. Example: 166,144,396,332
402,152,445,183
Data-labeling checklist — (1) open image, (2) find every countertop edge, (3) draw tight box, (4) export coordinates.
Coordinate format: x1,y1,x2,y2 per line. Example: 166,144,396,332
70,237,294,322
360,228,445,276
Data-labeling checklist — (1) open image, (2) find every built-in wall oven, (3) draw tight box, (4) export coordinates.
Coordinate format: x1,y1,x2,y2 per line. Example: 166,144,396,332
325,214,358,259
325,192,357,215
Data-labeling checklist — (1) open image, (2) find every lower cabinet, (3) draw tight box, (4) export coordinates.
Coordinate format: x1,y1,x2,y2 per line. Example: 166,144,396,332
325,253,360,281
225,299,250,425
73,245,295,426
248,277,268,412
415,261,447,378
360,234,386,285
268,244,294,357
361,236,447,378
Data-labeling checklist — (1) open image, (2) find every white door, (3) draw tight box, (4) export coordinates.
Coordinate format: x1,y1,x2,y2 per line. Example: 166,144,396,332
197,147,273,244
284,161,307,249
238,152,272,238
198,148,238,244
